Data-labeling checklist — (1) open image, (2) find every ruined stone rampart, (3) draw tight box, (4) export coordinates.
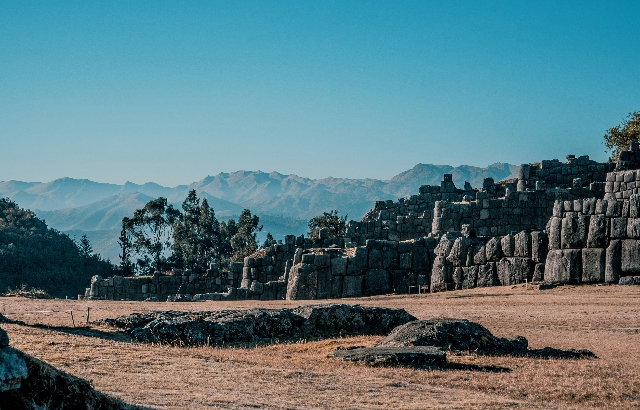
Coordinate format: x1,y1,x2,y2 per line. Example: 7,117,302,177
85,146,640,302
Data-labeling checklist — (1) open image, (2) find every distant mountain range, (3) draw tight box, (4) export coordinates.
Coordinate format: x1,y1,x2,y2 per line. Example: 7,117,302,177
0,162,518,261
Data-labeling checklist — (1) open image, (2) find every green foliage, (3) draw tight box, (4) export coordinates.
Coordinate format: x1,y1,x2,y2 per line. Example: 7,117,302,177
122,197,180,275
308,210,347,240
604,111,640,159
230,209,262,262
261,232,277,249
77,234,93,258
171,190,221,274
0,198,115,297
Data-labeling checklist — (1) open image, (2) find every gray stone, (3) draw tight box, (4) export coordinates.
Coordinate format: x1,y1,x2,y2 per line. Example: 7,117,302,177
513,231,531,258
330,346,446,368
561,212,588,249
621,239,640,274
364,269,392,296
347,247,367,275
605,240,621,283
586,214,608,248
434,234,456,257
331,257,347,276
461,266,478,289
581,248,605,283
250,281,264,295
286,264,317,300
627,218,640,238
611,218,628,238
391,270,414,294
382,247,399,269
399,252,412,270
452,267,463,290
446,237,470,266
301,253,315,264
430,256,452,292
630,195,640,218
501,234,515,257
497,257,533,285
547,217,562,250
316,266,333,299
619,276,640,285
485,237,502,261
330,275,343,298
472,244,486,265
412,246,431,273
477,263,498,287
314,254,330,267
368,249,383,269
342,275,363,298
531,231,548,263
532,263,545,282
544,249,581,284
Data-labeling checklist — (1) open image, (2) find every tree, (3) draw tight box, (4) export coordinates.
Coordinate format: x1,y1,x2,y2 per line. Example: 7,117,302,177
77,234,93,258
229,209,262,262
122,197,181,275
604,111,640,160
172,190,221,274
117,225,133,276
308,210,347,240
261,232,277,249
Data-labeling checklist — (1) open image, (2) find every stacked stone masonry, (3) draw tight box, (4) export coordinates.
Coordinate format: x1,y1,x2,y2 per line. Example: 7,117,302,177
86,146,640,301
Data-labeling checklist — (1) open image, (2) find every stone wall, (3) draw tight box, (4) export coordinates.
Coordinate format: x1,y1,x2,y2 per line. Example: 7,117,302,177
85,147,640,302
285,238,435,300
545,195,640,284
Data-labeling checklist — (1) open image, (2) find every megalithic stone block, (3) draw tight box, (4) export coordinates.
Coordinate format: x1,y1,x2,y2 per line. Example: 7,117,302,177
447,237,470,266
621,239,640,274
342,275,363,298
545,249,581,284
561,212,588,249
461,266,478,289
531,231,548,263
547,217,562,250
477,262,498,287
501,234,515,257
497,257,534,285
430,256,452,292
587,214,609,248
514,231,532,258
605,240,621,283
363,269,392,296
581,248,605,283
485,237,501,261
286,264,318,300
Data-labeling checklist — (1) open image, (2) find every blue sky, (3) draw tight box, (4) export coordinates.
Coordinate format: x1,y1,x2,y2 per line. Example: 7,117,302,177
1,1,639,186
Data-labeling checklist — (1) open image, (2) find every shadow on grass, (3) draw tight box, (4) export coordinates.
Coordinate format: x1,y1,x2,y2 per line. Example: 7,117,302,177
3,317,134,343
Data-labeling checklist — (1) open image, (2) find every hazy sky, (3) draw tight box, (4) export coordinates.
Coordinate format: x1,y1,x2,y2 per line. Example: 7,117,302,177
2,1,639,186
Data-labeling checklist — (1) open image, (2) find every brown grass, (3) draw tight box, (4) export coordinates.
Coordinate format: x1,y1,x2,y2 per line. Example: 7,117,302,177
2,284,640,409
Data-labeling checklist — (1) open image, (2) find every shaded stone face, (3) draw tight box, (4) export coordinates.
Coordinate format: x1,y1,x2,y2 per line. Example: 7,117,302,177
582,248,605,283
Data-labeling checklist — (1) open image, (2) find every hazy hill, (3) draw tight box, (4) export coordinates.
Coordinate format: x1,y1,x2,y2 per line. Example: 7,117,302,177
1,162,518,261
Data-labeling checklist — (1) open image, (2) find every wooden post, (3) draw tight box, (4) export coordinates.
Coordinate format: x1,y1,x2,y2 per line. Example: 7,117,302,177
86,307,90,324
70,311,75,328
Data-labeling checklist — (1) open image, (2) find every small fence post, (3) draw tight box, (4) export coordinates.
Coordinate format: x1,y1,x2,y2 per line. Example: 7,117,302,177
86,307,90,324
70,311,75,328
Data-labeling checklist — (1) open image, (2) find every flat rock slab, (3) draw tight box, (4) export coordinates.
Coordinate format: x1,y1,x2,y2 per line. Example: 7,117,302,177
330,346,446,368
98,304,416,346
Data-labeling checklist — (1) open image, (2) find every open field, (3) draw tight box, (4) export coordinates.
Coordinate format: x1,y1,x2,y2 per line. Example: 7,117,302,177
2,284,640,409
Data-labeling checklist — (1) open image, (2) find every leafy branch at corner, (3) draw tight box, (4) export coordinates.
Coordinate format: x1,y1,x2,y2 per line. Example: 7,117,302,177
604,111,640,160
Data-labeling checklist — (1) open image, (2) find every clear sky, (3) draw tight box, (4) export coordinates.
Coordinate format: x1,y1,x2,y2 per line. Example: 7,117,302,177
1,1,639,186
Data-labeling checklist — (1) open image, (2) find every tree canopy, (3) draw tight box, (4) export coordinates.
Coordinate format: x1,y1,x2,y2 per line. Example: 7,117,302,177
308,210,347,240
604,111,640,159
0,198,115,297
119,193,263,274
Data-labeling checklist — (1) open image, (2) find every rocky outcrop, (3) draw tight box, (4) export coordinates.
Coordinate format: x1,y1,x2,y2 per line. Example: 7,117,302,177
376,318,528,354
0,327,145,410
376,318,596,359
329,346,446,368
99,305,416,346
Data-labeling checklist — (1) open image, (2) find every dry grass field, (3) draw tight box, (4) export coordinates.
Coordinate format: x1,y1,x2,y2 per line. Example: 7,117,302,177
2,284,639,409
